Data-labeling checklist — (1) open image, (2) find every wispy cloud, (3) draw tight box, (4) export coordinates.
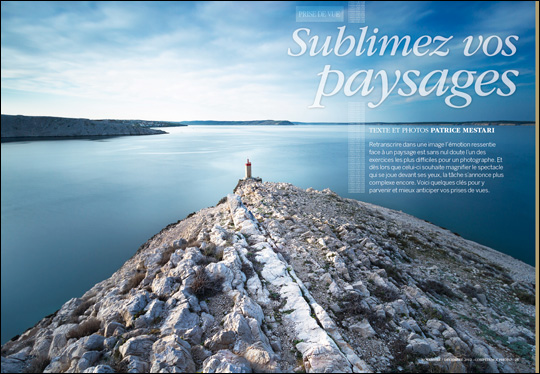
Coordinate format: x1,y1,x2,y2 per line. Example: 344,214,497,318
0,1,535,122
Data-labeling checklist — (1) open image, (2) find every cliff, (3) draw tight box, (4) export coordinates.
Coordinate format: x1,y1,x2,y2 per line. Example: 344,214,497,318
0,115,167,139
1,180,535,373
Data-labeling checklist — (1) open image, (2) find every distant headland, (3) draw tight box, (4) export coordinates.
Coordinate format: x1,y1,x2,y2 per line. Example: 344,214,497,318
2,115,533,141
182,120,294,126
0,115,181,140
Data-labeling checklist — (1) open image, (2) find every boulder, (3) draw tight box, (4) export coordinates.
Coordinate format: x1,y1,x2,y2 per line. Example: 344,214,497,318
135,299,165,329
202,350,252,373
104,321,126,337
119,335,156,359
123,292,150,326
76,351,101,372
82,364,115,373
31,332,52,359
200,312,215,332
48,323,78,358
83,334,106,351
243,341,279,372
205,263,235,291
152,276,180,298
161,305,200,341
406,339,432,356
121,355,150,373
445,337,470,355
302,344,352,373
234,295,265,325
1,354,29,373
350,319,376,338
222,313,253,345
150,335,195,373
205,330,236,351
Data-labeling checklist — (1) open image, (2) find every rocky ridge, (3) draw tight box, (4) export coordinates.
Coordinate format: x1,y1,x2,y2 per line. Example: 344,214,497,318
1,180,535,373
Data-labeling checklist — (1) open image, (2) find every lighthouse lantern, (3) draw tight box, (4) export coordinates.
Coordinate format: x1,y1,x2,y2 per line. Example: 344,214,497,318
245,159,252,179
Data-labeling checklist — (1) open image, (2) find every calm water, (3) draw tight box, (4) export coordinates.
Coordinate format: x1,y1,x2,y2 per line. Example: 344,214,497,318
1,125,535,343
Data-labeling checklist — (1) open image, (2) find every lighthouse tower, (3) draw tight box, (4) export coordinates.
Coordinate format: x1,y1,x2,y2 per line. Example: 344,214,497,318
245,159,252,179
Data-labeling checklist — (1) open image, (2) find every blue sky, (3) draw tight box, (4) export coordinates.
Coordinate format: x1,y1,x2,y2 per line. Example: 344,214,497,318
1,1,536,122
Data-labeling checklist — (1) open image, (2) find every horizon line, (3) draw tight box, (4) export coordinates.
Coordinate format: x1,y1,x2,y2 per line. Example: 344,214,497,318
1,113,535,125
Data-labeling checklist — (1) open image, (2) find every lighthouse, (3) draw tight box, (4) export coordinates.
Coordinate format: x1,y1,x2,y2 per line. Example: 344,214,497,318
245,159,252,179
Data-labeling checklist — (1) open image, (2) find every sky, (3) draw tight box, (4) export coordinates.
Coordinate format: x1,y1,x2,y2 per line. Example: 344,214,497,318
1,1,536,122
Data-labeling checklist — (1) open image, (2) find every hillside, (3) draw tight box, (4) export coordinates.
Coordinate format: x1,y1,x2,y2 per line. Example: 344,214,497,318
1,180,535,373
1,115,167,139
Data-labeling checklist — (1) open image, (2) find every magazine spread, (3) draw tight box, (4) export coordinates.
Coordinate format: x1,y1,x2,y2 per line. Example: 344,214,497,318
1,1,537,373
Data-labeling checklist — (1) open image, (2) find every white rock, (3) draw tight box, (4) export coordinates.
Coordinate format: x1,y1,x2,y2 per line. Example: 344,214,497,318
82,364,115,373
234,295,265,326
350,319,376,338
104,321,126,337
391,299,409,317
150,335,195,373
328,281,343,297
1,354,29,373
76,351,101,372
48,323,78,358
200,312,215,332
44,356,67,373
367,272,387,288
223,312,253,345
442,327,458,339
445,337,469,355
184,247,204,264
169,249,186,267
145,252,164,269
426,319,445,333
104,337,117,350
151,276,180,298
243,342,279,372
205,330,236,351
405,318,422,334
31,332,52,359
492,321,520,337
205,262,234,291
246,274,270,305
123,292,149,326
202,350,252,373
136,299,165,329
119,335,156,359
122,355,149,373
161,305,201,345
351,281,370,298
320,273,332,286
406,339,432,356
82,334,106,351
301,344,353,373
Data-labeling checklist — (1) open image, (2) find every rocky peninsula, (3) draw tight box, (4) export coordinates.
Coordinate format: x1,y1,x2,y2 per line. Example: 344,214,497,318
1,115,167,139
1,180,535,373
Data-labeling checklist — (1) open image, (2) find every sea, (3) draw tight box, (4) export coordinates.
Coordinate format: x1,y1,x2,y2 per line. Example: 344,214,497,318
1,124,535,343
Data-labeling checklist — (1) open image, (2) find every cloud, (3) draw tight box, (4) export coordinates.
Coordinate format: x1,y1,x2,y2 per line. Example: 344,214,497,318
0,1,535,122
469,1,535,35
